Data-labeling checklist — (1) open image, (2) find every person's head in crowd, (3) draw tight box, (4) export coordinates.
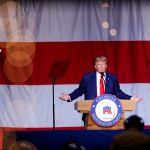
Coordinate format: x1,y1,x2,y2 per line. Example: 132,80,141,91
109,115,150,150
8,140,37,150
63,140,86,150
124,115,144,131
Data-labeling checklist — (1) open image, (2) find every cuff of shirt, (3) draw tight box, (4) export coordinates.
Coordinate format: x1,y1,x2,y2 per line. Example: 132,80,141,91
67,96,71,102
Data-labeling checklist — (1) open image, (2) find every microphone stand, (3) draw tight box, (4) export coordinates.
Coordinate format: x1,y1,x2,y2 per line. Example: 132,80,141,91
48,61,70,131
52,78,56,131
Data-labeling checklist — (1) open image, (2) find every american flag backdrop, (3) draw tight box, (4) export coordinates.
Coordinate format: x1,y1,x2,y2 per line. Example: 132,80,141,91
0,0,150,132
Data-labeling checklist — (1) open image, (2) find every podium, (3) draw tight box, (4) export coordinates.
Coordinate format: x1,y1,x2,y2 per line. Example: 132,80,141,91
74,99,136,130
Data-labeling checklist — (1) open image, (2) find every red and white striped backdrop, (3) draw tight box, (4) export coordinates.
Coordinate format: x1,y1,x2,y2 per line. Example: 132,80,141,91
0,0,150,129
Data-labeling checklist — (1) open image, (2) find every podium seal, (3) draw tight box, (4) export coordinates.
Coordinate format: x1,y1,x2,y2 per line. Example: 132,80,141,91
90,94,122,127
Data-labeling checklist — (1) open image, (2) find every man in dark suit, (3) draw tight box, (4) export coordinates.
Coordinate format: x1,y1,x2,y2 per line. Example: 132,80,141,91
60,56,142,102
59,56,142,123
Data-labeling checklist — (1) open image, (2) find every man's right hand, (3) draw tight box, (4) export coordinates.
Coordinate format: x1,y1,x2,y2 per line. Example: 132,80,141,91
59,93,71,101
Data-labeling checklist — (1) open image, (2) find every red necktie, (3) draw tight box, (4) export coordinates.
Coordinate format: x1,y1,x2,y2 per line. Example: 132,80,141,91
100,76,105,95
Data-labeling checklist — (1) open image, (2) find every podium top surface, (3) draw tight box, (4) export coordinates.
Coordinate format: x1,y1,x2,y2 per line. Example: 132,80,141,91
75,99,136,113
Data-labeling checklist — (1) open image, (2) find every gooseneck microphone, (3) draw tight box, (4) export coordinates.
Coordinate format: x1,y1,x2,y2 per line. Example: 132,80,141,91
100,72,104,78
100,72,105,84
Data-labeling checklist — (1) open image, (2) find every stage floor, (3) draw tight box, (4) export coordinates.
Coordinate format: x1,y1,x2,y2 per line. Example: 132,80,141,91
13,129,150,150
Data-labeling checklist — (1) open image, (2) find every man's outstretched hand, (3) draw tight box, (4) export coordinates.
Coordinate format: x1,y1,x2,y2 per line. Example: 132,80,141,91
131,96,143,103
59,93,71,101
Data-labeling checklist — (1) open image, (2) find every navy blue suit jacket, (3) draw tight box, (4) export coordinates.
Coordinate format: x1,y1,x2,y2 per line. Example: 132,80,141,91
69,72,131,101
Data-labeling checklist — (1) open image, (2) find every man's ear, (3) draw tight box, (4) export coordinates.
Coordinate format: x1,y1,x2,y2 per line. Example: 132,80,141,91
106,64,107,69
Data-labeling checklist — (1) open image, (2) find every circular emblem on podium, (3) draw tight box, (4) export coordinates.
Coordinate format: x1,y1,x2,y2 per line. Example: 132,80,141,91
90,94,122,127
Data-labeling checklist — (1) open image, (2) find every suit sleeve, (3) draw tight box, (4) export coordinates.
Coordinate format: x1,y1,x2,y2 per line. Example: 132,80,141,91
114,77,132,100
69,74,87,101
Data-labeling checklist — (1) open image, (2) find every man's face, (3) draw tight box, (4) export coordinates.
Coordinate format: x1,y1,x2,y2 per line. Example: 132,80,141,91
94,61,107,73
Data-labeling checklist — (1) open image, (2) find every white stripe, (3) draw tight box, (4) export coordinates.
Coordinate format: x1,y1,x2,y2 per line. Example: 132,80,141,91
120,83,150,126
0,85,53,127
0,84,149,127
0,1,150,41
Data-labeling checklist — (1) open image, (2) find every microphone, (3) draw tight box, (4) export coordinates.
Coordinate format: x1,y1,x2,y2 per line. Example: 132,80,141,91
100,72,106,84
100,72,104,78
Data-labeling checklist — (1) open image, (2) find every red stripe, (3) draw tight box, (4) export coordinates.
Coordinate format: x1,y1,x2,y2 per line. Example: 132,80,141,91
0,41,150,84
144,126,150,129
1,127,85,132
1,126,150,131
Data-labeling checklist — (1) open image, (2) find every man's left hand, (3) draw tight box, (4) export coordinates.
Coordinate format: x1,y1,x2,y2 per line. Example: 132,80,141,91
131,96,143,103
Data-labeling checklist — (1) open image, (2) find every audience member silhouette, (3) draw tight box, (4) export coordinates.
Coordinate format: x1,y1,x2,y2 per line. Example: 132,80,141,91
8,140,37,150
62,140,86,150
109,115,150,150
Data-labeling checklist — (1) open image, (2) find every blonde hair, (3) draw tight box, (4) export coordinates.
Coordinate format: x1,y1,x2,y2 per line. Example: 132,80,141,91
94,56,107,64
